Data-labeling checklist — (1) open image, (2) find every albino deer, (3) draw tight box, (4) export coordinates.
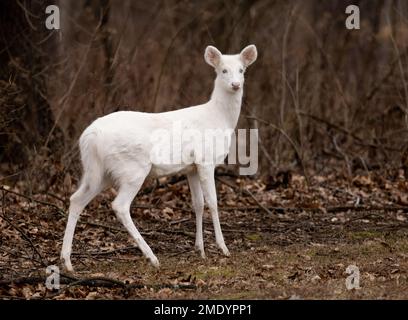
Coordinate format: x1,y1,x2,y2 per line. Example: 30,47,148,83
61,45,258,271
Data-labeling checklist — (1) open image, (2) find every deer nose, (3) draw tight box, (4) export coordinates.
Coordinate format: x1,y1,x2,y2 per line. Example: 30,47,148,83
231,82,240,90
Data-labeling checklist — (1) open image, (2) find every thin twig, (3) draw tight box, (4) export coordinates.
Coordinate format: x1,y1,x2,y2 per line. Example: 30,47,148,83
245,114,310,185
221,204,408,214
43,16,104,149
0,186,65,215
216,177,273,215
0,212,47,266
299,112,401,153
0,275,197,298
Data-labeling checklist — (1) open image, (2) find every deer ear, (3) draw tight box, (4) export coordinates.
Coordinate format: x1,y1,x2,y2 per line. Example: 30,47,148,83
204,46,222,68
240,45,257,67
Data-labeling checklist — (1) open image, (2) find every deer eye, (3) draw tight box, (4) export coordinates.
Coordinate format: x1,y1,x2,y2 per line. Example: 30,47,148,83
222,69,227,74
239,68,244,73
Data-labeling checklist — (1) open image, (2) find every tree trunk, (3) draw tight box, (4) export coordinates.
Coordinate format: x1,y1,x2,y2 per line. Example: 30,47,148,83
0,0,58,164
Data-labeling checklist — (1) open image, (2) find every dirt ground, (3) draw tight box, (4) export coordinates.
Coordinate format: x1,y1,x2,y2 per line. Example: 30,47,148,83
1,170,408,299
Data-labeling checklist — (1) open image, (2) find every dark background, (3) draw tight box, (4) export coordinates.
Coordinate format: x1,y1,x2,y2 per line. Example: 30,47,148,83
1,0,408,300
1,0,408,189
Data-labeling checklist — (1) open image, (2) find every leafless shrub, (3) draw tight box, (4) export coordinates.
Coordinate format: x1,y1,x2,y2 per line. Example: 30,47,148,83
1,0,408,190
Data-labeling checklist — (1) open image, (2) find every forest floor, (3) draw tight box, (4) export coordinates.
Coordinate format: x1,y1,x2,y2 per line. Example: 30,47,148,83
1,168,408,299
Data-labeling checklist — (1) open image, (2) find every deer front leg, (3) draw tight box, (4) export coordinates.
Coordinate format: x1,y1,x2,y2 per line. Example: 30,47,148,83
196,165,230,256
187,171,205,258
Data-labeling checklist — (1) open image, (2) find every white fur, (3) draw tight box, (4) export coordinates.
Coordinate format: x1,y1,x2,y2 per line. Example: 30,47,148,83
61,45,258,271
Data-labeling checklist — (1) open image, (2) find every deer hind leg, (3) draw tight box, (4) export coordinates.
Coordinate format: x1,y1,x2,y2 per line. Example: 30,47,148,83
187,171,205,258
197,165,230,256
61,172,105,271
112,164,159,267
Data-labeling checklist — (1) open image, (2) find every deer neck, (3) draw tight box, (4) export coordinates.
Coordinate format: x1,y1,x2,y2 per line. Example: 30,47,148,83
209,78,243,130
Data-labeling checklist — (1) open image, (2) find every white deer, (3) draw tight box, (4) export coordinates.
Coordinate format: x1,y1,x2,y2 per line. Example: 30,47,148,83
61,45,258,271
